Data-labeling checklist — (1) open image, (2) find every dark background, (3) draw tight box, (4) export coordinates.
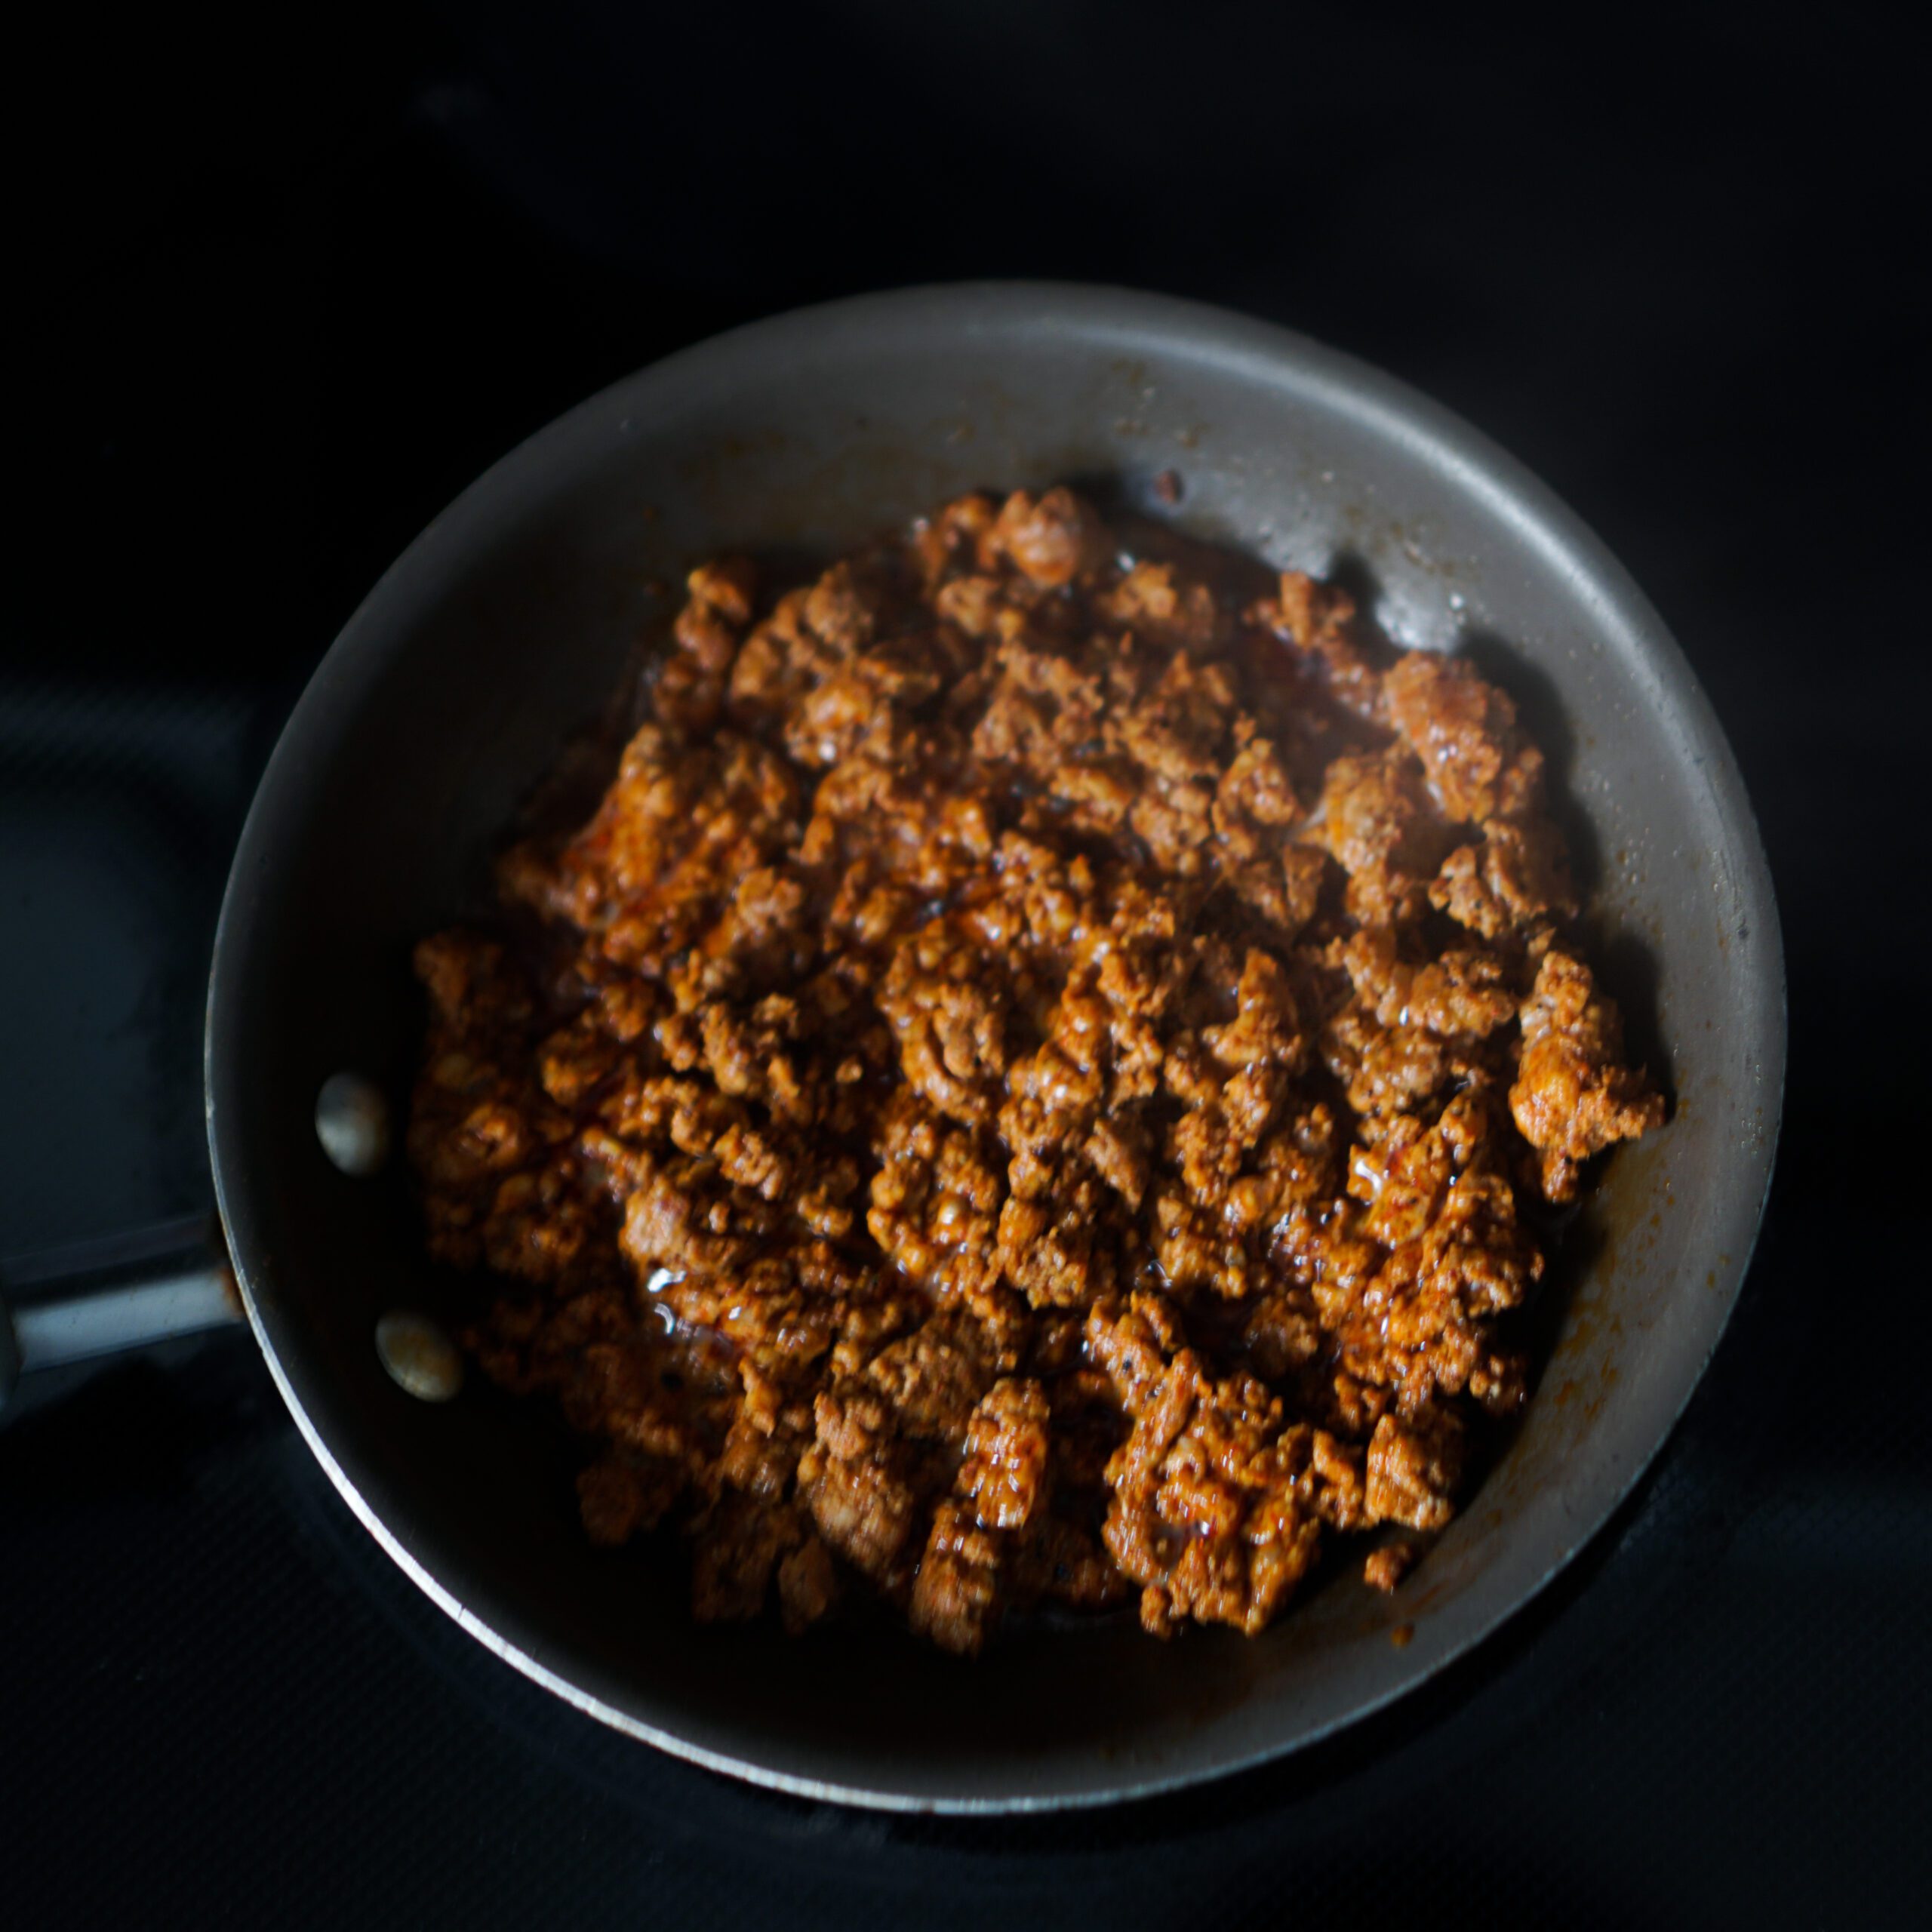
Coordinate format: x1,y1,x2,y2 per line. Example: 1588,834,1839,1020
5,4,1925,1925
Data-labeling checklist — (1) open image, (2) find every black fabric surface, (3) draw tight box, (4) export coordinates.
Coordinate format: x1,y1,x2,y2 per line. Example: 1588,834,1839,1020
5,5,1925,1924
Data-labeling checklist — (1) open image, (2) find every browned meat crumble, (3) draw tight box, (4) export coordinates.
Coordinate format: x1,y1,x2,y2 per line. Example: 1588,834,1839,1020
407,485,1663,1653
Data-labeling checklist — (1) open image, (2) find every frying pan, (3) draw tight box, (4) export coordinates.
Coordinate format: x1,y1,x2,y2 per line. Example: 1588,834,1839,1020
0,285,1783,1811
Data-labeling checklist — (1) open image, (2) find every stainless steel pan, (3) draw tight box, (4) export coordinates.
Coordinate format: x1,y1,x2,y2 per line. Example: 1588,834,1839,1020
1,285,1783,1810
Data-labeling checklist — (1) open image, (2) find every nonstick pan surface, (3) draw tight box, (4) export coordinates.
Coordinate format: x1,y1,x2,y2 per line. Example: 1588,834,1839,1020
206,285,1783,1810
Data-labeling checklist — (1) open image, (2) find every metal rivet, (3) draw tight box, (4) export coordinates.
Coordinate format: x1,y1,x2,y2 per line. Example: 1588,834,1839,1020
316,1072,390,1177
375,1311,462,1402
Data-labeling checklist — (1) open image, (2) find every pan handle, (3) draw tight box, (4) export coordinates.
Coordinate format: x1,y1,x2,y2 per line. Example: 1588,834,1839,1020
0,1215,245,1415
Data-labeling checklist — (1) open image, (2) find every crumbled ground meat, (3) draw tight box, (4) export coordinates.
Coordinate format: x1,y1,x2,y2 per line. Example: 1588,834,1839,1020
1362,1542,1417,1594
409,488,1663,1651
1511,945,1668,1201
